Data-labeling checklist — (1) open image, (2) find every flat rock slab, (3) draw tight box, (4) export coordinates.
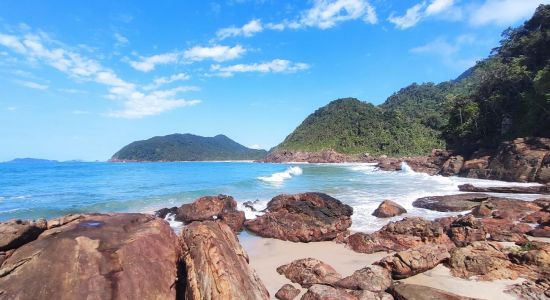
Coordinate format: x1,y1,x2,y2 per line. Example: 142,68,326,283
458,184,549,194
412,194,490,212
0,213,180,300
390,283,479,300
180,220,269,300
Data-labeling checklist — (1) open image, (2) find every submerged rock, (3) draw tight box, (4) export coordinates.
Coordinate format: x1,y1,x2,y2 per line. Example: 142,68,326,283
245,192,353,242
0,213,181,299
375,245,450,279
180,220,269,300
372,200,407,218
276,258,342,288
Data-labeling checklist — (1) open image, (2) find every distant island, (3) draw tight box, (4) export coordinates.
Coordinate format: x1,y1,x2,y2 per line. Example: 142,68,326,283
4,158,59,163
110,133,267,162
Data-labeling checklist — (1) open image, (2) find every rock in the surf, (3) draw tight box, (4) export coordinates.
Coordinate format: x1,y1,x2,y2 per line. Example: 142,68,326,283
0,213,181,299
176,194,237,222
244,192,353,242
180,220,269,300
372,200,407,218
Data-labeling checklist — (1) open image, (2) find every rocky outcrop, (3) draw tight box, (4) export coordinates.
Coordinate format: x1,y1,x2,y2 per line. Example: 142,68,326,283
335,265,392,292
372,200,407,218
0,213,181,299
447,215,486,247
390,283,477,300
458,183,549,194
244,192,353,242
448,241,522,280
262,150,371,163
480,218,530,243
180,220,269,300
276,258,342,288
0,219,46,251
440,155,464,176
505,278,550,300
345,217,454,254
375,245,450,279
471,197,540,221
301,284,357,300
413,194,488,212
275,284,301,300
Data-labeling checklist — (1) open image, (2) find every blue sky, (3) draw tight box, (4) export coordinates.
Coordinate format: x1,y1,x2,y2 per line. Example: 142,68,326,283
0,0,548,161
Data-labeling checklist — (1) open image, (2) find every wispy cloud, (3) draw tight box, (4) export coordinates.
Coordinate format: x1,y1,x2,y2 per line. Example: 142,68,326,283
410,34,480,69
216,19,263,40
211,59,309,77
0,30,200,118
143,72,191,90
114,33,129,47
128,51,179,72
469,0,549,26
183,45,246,62
389,0,458,29
14,79,49,90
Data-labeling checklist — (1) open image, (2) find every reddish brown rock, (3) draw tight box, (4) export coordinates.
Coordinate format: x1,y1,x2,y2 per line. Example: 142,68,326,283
534,198,550,210
529,226,550,238
447,215,487,247
180,220,269,300
335,265,392,292
480,218,530,243
471,197,540,222
275,284,301,300
375,245,450,279
0,219,46,251
508,241,550,270
522,210,550,224
46,214,84,229
276,258,342,288
301,284,357,300
346,217,454,254
0,213,181,299
390,283,478,300
245,192,353,242
176,194,237,222
448,241,522,280
505,278,550,300
372,200,407,218
440,155,464,176
458,183,549,194
413,194,489,212
219,210,245,232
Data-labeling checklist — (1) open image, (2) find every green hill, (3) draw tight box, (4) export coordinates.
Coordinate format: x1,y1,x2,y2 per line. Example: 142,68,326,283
273,4,550,157
111,134,267,161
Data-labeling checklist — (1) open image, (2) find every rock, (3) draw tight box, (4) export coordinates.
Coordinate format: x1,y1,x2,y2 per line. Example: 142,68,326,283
46,214,84,229
346,217,454,254
458,183,549,194
176,194,237,222
0,213,181,299
461,156,491,179
390,283,477,300
301,284,357,300
245,192,353,242
154,207,177,219
375,245,450,279
180,220,269,300
413,194,489,212
508,241,550,270
480,218,530,243
351,290,394,300
448,241,521,280
472,197,540,221
447,215,486,247
534,198,550,210
244,200,261,212
530,226,550,238
276,258,342,288
522,210,550,224
275,284,301,300
505,278,550,300
440,155,464,176
219,210,245,232
0,219,46,251
262,150,367,163
335,265,392,292
372,200,407,218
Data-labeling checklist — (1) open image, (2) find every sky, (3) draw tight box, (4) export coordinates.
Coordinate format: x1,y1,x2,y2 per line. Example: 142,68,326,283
0,0,548,161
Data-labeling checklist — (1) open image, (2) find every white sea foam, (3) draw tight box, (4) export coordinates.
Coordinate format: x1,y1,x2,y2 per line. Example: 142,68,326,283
164,213,184,235
237,200,268,219
258,166,303,183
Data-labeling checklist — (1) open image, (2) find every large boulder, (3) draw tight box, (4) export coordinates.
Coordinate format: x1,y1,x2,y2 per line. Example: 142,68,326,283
245,192,353,242
375,245,450,279
412,194,489,212
0,219,46,251
346,217,455,254
335,265,392,292
0,213,181,299
372,200,407,218
458,183,549,194
180,220,269,300
440,155,464,176
176,194,237,222
390,283,478,300
276,258,342,288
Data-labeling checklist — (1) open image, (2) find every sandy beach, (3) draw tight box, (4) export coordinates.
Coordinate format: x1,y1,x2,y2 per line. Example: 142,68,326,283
241,232,528,300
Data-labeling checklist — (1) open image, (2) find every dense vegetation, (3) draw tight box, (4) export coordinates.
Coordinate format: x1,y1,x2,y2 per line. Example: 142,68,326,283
274,5,550,157
111,134,267,161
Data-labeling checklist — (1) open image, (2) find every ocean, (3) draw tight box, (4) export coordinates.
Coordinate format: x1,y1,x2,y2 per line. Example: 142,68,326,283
0,161,541,232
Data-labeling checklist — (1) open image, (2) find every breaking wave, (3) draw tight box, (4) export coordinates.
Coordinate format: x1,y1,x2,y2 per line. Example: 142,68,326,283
257,166,303,183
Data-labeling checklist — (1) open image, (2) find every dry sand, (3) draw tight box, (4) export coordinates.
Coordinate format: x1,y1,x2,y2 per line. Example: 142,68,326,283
240,233,525,300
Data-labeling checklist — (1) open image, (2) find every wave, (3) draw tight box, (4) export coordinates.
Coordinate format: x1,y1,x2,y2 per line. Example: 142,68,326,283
257,166,303,183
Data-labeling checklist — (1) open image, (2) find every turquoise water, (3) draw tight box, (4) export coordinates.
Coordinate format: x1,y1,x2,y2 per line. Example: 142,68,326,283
0,161,541,232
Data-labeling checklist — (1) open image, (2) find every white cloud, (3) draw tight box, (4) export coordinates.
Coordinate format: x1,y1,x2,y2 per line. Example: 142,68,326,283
299,0,378,29
183,45,246,62
0,30,201,118
470,0,549,26
216,19,264,40
249,144,263,149
144,73,191,90
211,59,309,77
58,88,85,94
14,79,48,90
388,0,458,29
129,52,179,72
410,34,480,69
114,33,129,47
